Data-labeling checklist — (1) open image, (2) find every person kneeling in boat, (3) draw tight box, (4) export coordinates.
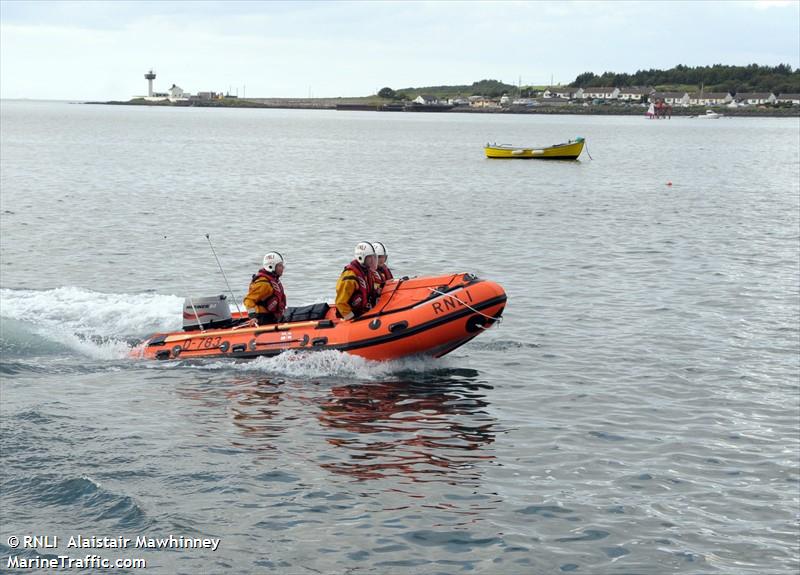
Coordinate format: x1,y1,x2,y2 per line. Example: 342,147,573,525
244,252,287,325
335,242,377,320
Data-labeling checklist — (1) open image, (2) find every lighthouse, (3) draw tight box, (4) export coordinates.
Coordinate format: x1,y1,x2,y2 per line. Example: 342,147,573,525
144,69,156,97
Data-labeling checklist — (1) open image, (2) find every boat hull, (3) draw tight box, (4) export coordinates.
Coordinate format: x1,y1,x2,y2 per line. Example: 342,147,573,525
485,138,585,159
131,273,506,362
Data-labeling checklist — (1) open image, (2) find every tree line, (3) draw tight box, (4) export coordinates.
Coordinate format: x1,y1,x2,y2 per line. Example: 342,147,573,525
381,79,517,100
377,65,799,101
569,64,799,94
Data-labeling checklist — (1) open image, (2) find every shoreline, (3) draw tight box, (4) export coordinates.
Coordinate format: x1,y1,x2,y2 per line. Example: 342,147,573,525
85,99,800,118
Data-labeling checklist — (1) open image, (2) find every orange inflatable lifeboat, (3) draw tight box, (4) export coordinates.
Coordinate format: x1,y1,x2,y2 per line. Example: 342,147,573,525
131,273,506,362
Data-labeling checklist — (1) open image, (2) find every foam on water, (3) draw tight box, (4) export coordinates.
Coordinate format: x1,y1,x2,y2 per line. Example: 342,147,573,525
153,349,452,380
0,287,182,360
0,318,69,356
0,287,457,374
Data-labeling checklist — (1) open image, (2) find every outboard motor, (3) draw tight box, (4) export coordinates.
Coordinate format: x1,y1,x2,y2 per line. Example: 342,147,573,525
182,295,232,331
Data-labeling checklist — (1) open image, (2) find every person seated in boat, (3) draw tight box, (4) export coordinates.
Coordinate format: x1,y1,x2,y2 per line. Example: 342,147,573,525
372,242,393,284
335,242,377,320
243,252,286,325
369,241,393,306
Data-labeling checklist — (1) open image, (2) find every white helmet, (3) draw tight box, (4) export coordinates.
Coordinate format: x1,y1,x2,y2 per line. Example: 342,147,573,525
354,241,376,264
372,242,387,260
262,251,284,272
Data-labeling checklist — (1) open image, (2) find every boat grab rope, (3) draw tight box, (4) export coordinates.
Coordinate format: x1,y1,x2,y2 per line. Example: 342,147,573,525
379,278,404,314
584,141,593,160
427,287,502,328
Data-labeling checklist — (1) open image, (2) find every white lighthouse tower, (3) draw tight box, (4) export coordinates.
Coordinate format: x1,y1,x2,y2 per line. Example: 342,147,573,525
144,69,156,97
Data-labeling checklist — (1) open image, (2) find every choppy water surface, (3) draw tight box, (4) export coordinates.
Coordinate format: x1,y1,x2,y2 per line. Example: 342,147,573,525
1,100,798,574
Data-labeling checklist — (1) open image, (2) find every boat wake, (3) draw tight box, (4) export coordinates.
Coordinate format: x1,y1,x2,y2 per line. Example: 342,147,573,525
0,287,461,380
153,350,453,380
0,286,182,360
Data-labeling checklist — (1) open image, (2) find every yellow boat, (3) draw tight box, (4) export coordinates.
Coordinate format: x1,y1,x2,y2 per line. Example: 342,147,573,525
484,137,585,159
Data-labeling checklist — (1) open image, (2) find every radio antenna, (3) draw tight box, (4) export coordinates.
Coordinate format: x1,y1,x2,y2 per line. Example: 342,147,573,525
205,233,242,314
164,235,205,332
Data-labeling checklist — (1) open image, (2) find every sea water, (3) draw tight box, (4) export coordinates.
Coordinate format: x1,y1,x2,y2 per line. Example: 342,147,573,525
1,100,798,574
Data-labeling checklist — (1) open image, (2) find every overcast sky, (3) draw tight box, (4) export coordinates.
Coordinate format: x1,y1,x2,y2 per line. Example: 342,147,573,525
1,0,798,100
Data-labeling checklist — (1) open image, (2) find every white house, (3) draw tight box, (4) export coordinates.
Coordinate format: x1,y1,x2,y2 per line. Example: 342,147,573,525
687,92,732,106
413,95,439,105
557,87,580,99
617,87,655,102
651,91,689,107
543,87,581,99
580,87,620,100
168,84,189,102
735,92,776,105
499,94,511,106
776,93,800,105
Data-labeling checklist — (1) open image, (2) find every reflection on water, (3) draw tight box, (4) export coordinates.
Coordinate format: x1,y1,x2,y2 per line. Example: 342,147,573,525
173,375,289,452
227,379,285,450
317,376,496,484
175,368,497,486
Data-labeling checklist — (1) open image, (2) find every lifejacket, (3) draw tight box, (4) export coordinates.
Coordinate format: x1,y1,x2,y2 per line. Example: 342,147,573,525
370,266,393,307
369,270,381,308
343,260,374,317
250,269,286,318
377,265,393,283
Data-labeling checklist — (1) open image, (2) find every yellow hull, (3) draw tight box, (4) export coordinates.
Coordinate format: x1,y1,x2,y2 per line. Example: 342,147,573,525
485,137,585,159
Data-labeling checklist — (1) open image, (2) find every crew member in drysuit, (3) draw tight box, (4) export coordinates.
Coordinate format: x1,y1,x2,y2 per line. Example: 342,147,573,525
369,242,394,307
335,242,377,320
244,252,286,325
372,242,393,284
